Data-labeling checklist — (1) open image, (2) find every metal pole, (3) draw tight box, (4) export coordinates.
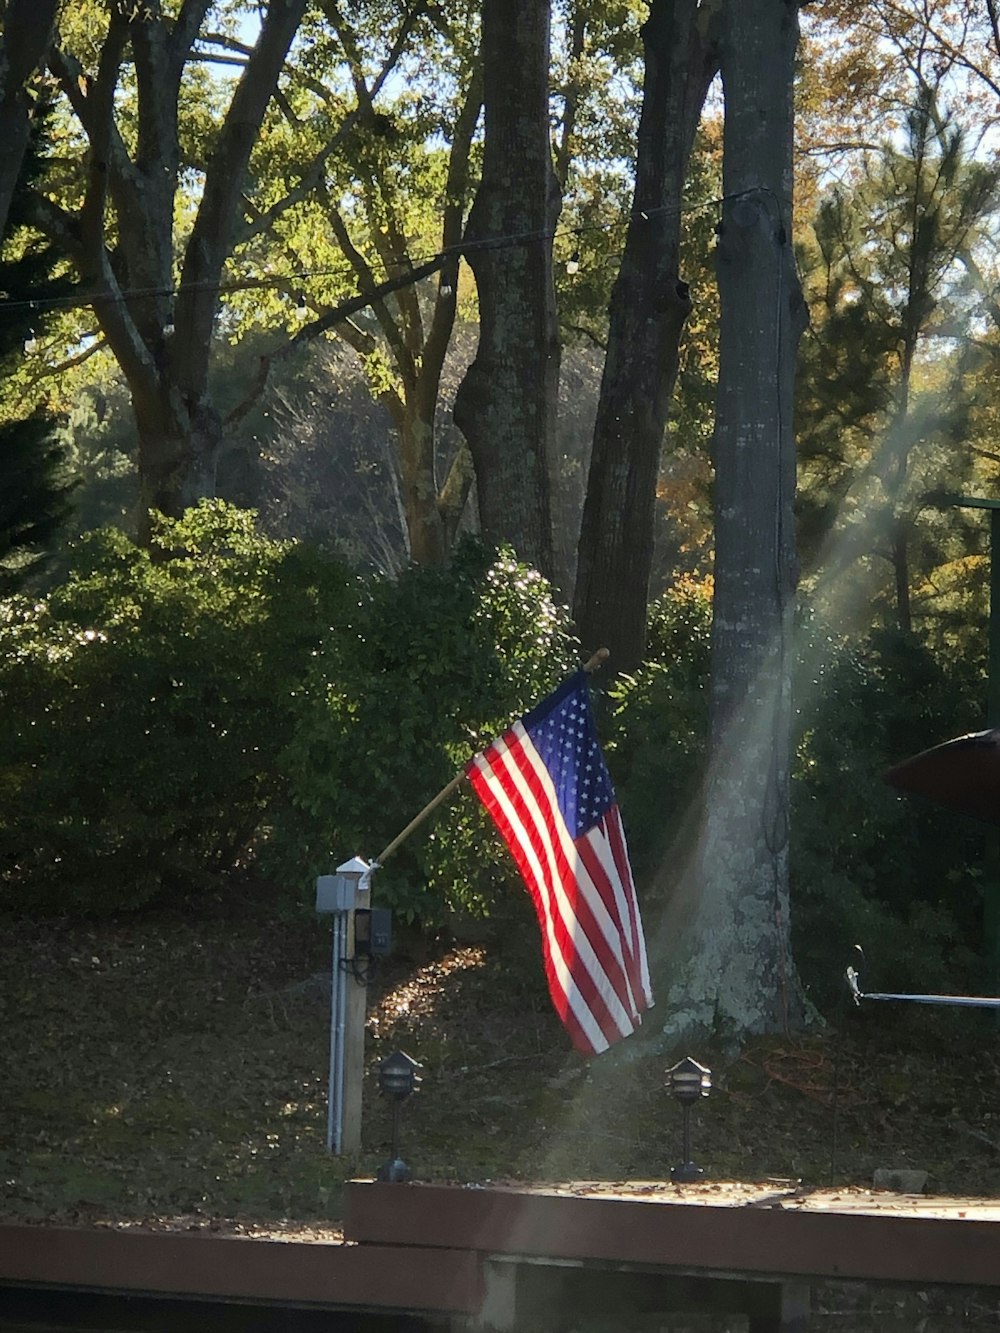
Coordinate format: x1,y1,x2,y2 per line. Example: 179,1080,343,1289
330,911,344,1151
333,911,348,1154
326,912,347,1154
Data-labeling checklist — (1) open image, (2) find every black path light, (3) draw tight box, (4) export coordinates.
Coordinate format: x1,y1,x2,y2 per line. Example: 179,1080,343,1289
666,1056,712,1183
376,1050,423,1183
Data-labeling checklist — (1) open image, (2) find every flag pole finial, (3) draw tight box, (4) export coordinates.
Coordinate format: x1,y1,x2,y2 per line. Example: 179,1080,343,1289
583,647,610,674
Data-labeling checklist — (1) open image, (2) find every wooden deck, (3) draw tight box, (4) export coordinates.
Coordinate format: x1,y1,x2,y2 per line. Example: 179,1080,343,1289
2,1180,1000,1331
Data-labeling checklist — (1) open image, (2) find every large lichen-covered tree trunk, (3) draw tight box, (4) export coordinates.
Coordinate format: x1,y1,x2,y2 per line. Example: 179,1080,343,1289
656,0,809,1046
573,0,720,671
453,0,558,581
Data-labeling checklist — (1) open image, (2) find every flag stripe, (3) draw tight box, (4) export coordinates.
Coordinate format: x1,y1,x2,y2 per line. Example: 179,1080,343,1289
496,727,640,1021
466,670,653,1055
579,811,652,1011
468,752,608,1052
576,826,643,1018
471,727,638,1048
605,808,653,1003
470,739,626,1050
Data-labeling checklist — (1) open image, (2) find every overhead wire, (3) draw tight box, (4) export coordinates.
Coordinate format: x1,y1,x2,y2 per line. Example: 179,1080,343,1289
0,191,732,320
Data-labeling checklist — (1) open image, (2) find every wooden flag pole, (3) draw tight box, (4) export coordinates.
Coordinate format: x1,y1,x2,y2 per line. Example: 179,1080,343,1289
373,648,610,866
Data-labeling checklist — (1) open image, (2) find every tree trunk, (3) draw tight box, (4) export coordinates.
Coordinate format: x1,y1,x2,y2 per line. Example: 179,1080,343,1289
38,0,306,544
453,0,558,579
133,388,223,544
573,0,720,671
398,395,445,565
0,0,58,240
656,0,808,1046
892,523,912,632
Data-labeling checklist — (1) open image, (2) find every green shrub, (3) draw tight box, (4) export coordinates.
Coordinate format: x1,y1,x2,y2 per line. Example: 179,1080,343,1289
605,576,712,878
0,509,576,923
270,540,577,923
605,589,986,1015
791,622,985,1009
0,502,356,914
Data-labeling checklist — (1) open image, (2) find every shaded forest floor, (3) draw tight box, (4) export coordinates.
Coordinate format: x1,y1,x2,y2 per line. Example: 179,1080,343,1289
6,893,1000,1223
5,895,1000,1327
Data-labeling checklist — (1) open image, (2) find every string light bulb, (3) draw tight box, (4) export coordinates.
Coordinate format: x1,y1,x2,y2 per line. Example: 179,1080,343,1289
295,292,308,317
566,251,580,276
23,331,37,354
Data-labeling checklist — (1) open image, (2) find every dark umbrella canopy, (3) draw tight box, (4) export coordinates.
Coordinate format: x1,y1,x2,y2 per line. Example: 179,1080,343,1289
883,729,1000,827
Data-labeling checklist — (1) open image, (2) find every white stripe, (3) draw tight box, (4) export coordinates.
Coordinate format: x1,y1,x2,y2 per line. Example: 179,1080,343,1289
472,736,614,1050
591,812,653,1006
481,725,636,1038
584,821,645,1017
469,747,609,1053
496,730,635,1035
506,731,639,1022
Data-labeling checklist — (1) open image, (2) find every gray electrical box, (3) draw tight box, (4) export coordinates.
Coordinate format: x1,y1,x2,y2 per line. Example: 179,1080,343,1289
315,874,354,912
315,857,370,913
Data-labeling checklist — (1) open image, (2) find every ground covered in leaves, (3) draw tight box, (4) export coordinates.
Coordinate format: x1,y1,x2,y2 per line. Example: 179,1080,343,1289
5,898,1000,1328
5,895,1000,1223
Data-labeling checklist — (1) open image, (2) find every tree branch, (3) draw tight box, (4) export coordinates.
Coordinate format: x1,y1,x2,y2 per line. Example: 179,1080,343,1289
225,251,444,428
174,0,309,398
235,0,426,246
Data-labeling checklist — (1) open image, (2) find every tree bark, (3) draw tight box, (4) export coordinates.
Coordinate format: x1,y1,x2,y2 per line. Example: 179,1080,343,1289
39,0,306,544
453,0,559,579
656,0,808,1045
0,0,58,241
573,0,720,670
236,14,480,567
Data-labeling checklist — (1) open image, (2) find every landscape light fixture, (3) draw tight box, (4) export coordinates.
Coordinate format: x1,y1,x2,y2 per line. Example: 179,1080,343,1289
666,1055,711,1183
376,1049,423,1183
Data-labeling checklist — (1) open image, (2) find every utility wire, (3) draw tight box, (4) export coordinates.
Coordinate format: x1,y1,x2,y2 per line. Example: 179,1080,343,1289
0,192,730,319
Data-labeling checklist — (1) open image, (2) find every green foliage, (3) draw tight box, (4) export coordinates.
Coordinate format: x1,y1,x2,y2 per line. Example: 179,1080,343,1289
0,502,356,914
791,620,985,1009
5,494,989,1019
604,576,712,876
0,509,575,922
0,413,76,592
0,100,77,587
603,582,987,1015
796,97,1000,618
272,540,577,923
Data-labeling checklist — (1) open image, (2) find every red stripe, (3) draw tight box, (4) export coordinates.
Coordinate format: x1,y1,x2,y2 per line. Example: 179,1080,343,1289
472,738,633,1051
467,751,593,1053
577,813,647,1016
605,808,650,1006
575,828,642,1019
490,739,635,1046
473,742,621,1053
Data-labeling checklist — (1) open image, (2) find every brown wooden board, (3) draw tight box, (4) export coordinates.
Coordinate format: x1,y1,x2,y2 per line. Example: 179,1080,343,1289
0,1225,482,1314
344,1181,1000,1288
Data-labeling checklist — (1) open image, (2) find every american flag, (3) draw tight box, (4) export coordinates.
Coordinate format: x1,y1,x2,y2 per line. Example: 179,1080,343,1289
466,671,653,1055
